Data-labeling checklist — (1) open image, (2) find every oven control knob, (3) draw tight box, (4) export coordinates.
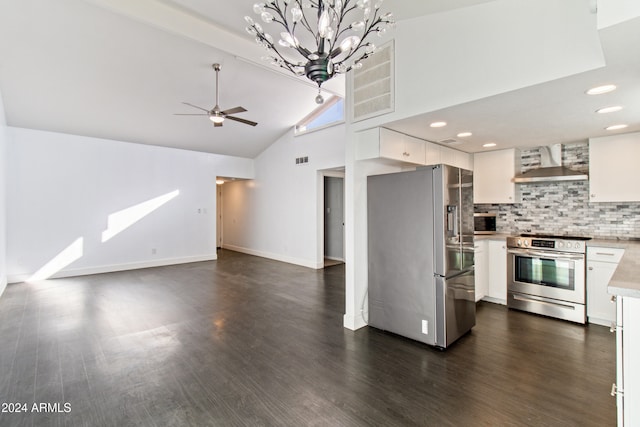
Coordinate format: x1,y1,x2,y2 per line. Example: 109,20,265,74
517,239,522,246
558,241,564,248
575,243,581,249
524,240,529,247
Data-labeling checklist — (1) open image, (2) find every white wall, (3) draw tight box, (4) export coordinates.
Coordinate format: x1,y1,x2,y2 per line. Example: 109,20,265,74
598,0,640,28
222,125,346,269
0,88,7,295
6,127,254,283
350,0,604,133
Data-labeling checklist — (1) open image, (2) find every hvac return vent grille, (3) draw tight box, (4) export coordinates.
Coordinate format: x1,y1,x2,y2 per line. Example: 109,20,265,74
350,41,394,122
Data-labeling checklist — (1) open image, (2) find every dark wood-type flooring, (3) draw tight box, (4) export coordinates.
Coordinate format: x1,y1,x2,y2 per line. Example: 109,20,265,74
0,250,616,426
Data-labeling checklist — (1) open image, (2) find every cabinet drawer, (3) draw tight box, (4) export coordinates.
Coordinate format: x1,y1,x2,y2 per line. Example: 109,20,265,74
587,247,625,263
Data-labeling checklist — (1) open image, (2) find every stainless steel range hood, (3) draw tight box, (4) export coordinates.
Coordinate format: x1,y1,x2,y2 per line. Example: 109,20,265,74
512,144,588,183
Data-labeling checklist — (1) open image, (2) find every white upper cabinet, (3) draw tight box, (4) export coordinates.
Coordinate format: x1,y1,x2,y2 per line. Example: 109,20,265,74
357,127,425,165
473,148,521,204
356,127,473,170
439,145,473,171
589,132,640,202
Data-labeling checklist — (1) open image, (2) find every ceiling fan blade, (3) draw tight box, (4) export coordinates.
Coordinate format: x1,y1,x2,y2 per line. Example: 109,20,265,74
226,115,258,127
214,121,223,127
221,106,247,115
174,113,209,116
181,102,210,112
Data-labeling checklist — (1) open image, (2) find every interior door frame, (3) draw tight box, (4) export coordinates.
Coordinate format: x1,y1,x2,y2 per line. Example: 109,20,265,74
317,169,345,268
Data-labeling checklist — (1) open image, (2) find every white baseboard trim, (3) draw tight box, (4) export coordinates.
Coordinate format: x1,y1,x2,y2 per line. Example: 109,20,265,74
588,316,612,327
481,296,507,305
7,254,218,284
0,277,7,298
222,244,323,269
343,312,368,331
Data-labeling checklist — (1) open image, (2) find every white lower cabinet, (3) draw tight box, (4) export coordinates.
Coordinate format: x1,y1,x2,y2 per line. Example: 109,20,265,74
615,296,640,426
487,239,507,304
474,238,507,305
474,240,489,302
587,247,625,326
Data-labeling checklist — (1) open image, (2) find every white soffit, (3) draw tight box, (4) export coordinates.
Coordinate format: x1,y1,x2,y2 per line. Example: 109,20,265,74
597,0,640,29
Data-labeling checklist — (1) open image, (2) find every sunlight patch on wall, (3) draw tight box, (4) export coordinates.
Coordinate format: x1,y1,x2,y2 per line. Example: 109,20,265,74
27,237,84,282
102,190,180,242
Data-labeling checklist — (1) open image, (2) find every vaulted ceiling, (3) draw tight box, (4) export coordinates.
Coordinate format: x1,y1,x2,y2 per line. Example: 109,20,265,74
0,0,638,158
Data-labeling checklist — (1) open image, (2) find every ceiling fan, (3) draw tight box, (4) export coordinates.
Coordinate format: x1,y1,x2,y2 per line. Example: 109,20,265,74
175,63,257,127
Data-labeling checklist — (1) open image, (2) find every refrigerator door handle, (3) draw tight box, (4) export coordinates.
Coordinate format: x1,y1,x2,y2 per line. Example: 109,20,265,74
436,266,475,280
447,205,458,237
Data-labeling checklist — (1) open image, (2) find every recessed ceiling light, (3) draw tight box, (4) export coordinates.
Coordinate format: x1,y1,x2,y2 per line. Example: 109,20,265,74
586,84,617,95
596,106,623,114
457,132,472,138
430,121,447,128
605,124,628,131
483,142,497,148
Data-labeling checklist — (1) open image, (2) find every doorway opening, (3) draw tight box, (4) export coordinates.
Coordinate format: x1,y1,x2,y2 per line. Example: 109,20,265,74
216,180,223,249
323,173,345,268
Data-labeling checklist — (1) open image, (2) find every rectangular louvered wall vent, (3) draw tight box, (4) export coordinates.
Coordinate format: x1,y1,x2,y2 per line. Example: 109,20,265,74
351,41,394,122
295,156,309,165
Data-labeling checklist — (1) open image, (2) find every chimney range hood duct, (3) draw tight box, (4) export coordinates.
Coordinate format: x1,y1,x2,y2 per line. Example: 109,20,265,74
512,144,588,183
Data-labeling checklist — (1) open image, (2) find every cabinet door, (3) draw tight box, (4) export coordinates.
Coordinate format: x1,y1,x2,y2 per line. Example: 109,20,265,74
590,133,640,202
473,149,520,204
425,142,442,165
616,297,624,427
487,240,507,303
440,145,473,170
474,241,489,302
403,134,426,165
623,297,640,426
378,128,425,165
587,261,618,325
378,128,407,162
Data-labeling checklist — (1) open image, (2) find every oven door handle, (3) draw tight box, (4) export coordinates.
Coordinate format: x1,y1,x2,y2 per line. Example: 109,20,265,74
507,248,584,261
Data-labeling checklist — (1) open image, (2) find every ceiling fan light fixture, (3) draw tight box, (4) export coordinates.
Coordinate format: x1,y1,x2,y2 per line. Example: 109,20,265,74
175,63,258,128
210,115,224,124
244,0,394,98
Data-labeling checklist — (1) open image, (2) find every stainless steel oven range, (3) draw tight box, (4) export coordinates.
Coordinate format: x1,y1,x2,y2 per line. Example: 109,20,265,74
507,234,591,324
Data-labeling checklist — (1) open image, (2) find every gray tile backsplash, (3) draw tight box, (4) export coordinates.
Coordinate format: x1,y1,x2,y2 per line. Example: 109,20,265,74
475,142,640,239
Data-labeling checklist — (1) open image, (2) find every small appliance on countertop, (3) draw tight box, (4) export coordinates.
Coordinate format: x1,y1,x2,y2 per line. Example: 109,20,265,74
474,212,497,235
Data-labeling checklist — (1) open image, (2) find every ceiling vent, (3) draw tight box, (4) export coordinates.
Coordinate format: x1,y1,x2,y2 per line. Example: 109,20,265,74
438,138,459,145
351,41,394,122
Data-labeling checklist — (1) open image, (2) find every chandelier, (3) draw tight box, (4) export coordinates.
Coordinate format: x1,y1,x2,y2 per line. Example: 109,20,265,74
245,0,394,103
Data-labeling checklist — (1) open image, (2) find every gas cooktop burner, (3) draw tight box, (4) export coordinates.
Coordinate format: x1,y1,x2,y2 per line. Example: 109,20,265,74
519,233,592,241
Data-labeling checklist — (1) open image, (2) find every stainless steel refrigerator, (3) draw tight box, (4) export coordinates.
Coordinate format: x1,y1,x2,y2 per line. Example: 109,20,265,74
367,165,475,348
